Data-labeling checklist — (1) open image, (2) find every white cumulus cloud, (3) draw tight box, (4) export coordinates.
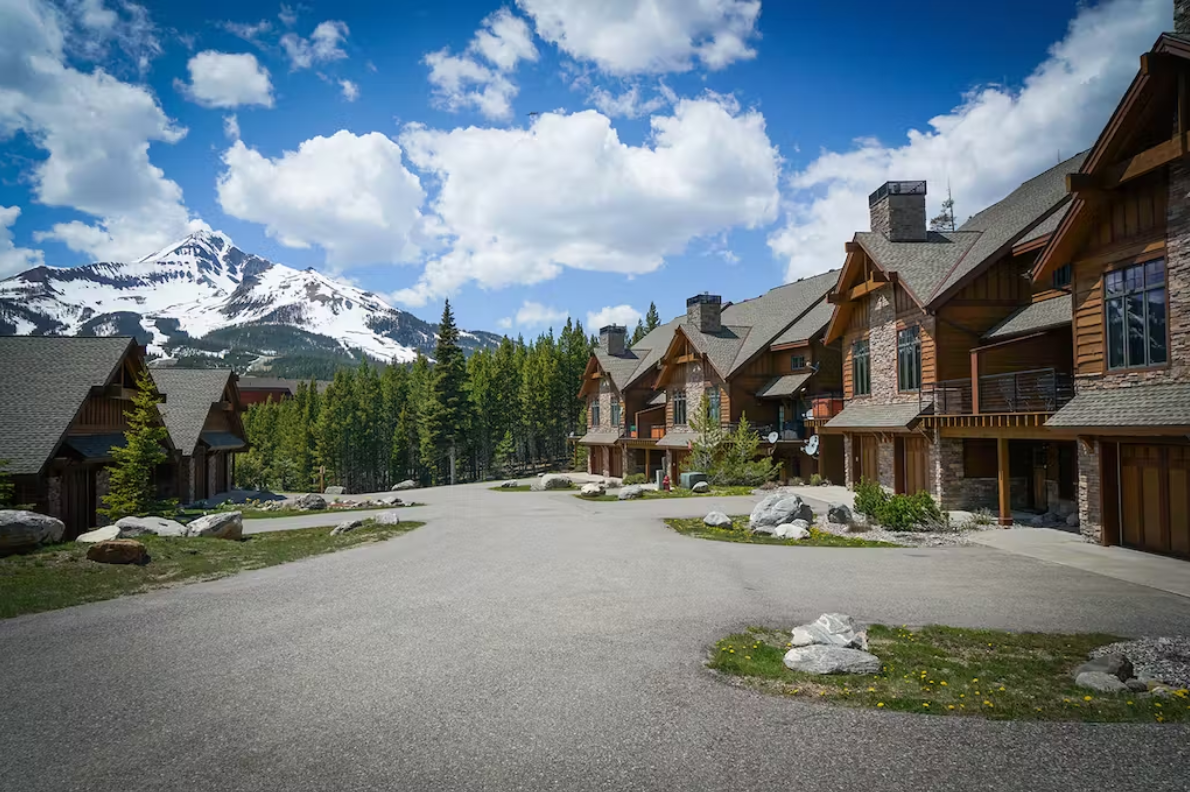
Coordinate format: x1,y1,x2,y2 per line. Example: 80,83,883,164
588,83,670,118
216,130,428,268
516,0,760,74
223,113,240,140
0,206,45,276
392,95,780,306
425,8,537,121
340,79,359,101
2,0,204,262
178,51,273,109
281,19,349,70
514,300,569,328
769,0,1167,281
587,304,641,329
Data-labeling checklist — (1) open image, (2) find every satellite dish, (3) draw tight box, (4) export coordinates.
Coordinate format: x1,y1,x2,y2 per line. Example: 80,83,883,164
767,432,779,444
805,435,820,457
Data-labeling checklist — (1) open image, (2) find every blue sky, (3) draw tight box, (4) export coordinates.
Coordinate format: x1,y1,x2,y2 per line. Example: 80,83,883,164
0,0,1173,334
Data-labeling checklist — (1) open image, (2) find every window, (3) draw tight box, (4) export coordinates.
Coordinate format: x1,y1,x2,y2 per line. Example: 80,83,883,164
1106,258,1167,370
611,401,621,427
591,402,600,426
790,355,806,370
1052,263,1072,290
897,326,922,392
672,389,688,425
852,339,870,396
707,387,721,423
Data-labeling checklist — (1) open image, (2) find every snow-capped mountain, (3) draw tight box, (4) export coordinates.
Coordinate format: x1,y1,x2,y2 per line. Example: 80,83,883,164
0,230,501,369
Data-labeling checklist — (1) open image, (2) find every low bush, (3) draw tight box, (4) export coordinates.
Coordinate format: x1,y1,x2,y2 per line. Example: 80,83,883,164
623,473,648,486
809,473,824,486
852,480,942,532
789,477,805,486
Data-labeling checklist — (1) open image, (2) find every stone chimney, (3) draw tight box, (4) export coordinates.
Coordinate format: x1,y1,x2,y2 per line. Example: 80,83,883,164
1178,0,1190,34
869,181,928,242
599,324,627,356
686,294,722,334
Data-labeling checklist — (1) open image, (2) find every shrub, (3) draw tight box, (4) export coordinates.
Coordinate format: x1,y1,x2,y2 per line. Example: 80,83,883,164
876,491,942,532
681,400,778,487
852,479,888,518
623,473,647,486
809,473,824,486
790,477,805,486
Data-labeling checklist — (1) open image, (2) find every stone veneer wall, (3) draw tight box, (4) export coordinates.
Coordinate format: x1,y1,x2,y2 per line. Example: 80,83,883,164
94,468,110,516
842,434,854,488
1078,442,1102,543
46,475,62,519
208,452,219,497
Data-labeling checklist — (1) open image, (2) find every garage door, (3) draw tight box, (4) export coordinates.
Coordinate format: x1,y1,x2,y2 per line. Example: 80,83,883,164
903,437,929,496
1119,444,1190,559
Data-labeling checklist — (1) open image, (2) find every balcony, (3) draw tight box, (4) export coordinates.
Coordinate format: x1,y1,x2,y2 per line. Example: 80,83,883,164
810,393,845,421
921,368,1075,416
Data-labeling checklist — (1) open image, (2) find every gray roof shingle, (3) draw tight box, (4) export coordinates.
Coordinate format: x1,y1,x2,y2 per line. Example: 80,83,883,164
771,299,835,347
578,429,623,446
656,428,698,448
594,348,650,393
0,336,137,475
1017,203,1070,247
755,372,814,400
855,230,980,303
824,401,926,431
151,368,236,455
983,295,1072,341
1046,383,1190,429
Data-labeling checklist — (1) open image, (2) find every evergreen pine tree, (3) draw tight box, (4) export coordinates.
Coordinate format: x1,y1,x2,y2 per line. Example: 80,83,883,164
99,370,173,521
631,319,647,344
421,300,468,484
645,302,661,332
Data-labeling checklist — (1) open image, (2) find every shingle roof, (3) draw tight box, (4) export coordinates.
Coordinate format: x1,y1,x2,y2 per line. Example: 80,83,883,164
200,431,247,450
824,401,926,431
656,428,698,448
0,336,137,475
983,295,1072,341
578,429,623,446
1017,203,1070,247
856,151,1088,306
647,391,667,407
236,377,331,394
594,348,650,392
755,372,814,400
771,299,835,347
622,318,682,389
151,368,235,455
1046,383,1190,429
63,433,126,461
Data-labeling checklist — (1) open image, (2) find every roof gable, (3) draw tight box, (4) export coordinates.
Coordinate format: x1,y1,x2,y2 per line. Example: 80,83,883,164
151,368,238,455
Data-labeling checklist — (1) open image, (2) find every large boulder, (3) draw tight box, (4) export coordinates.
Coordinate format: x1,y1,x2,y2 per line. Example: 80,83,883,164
86,539,146,565
331,519,365,536
499,480,518,489
184,512,243,540
691,481,710,494
704,511,733,529
783,645,881,675
1073,654,1133,682
75,526,122,544
379,495,403,506
749,494,812,532
0,510,65,554
325,485,346,496
294,493,327,511
1075,671,1129,693
533,474,572,491
827,503,853,525
618,485,645,501
580,482,606,497
392,480,417,491
790,613,868,651
774,522,810,540
374,511,401,526
115,515,186,537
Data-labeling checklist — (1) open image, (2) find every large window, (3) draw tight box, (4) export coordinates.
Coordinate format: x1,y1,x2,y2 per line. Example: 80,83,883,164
611,401,621,427
1106,258,1167,370
897,326,922,392
672,389,688,425
591,402,600,426
707,387,721,423
852,339,870,396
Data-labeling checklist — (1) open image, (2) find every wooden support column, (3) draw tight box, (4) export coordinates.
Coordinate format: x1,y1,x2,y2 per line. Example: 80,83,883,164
997,437,1013,527
970,350,981,415
645,447,651,478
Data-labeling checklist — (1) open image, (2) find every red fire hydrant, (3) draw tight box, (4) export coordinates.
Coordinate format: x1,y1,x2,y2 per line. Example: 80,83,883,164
662,474,671,492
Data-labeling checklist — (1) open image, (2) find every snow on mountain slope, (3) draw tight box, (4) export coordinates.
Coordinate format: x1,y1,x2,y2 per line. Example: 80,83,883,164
0,230,501,364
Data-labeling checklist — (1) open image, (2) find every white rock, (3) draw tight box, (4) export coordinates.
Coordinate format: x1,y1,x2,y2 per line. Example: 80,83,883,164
392,480,417,491
533,474,572,491
774,523,810,540
500,481,518,489
184,511,243,540
749,494,812,531
790,613,868,651
75,526,122,544
1075,671,1129,693
704,511,733,529
580,483,606,497
0,509,65,554
115,515,186,537
295,493,327,511
692,481,710,494
374,511,401,526
618,485,645,500
782,645,881,675
331,519,365,536
325,486,346,496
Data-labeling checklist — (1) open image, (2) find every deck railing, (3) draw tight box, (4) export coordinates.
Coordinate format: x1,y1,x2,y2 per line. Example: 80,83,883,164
920,368,1074,415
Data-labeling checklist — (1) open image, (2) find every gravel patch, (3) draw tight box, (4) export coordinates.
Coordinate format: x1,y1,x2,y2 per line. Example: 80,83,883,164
1089,637,1190,688
813,516,989,547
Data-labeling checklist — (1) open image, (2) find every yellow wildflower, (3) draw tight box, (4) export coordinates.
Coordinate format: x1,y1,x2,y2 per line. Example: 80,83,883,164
877,702,884,708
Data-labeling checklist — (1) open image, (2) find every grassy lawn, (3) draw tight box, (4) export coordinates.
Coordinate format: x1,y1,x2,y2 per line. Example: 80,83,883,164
664,515,894,547
710,625,1189,723
0,519,423,620
576,485,756,502
178,503,414,521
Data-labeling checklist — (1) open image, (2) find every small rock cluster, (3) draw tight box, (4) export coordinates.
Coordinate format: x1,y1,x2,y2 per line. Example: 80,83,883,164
1028,500,1079,529
580,482,606,497
747,493,813,538
1087,637,1190,691
618,484,645,500
782,614,882,675
532,474,573,492
1071,654,1174,695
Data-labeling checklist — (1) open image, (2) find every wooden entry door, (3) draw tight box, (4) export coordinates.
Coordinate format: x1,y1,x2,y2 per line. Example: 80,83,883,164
61,468,95,539
858,436,879,485
609,446,623,479
1119,444,1190,558
903,436,929,495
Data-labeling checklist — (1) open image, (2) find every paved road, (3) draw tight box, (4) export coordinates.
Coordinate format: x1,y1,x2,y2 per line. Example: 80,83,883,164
3,483,1189,791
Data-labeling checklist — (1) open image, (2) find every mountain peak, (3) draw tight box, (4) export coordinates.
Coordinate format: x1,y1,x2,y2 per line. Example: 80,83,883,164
136,228,237,264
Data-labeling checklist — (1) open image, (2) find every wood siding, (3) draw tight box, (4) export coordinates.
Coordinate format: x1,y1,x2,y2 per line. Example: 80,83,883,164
70,396,131,434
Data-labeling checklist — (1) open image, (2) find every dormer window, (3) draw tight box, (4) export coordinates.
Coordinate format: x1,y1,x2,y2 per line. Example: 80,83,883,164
790,355,806,371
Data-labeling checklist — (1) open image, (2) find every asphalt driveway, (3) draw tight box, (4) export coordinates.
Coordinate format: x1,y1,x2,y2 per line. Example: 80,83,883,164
2,482,1188,791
